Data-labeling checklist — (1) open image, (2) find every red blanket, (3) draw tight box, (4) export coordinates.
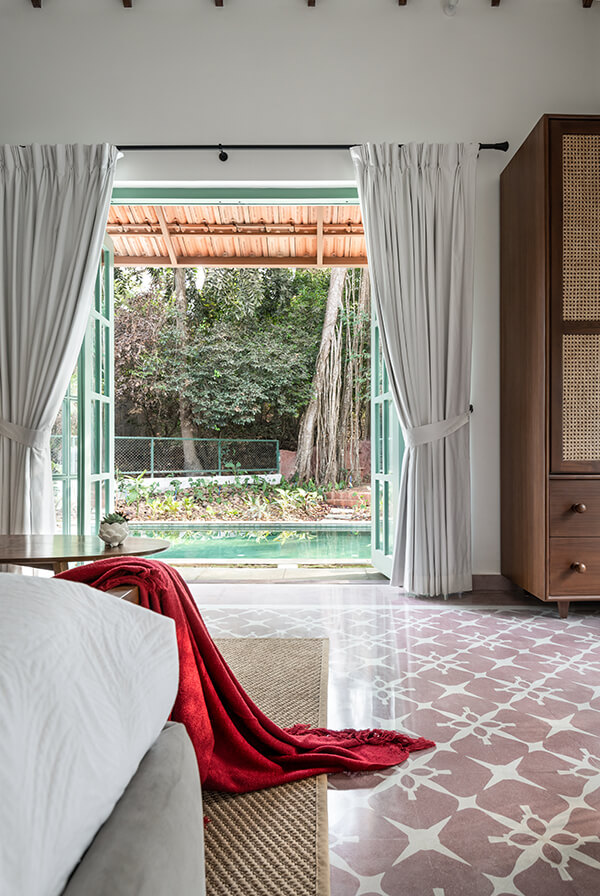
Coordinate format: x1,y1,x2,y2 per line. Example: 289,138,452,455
57,557,434,793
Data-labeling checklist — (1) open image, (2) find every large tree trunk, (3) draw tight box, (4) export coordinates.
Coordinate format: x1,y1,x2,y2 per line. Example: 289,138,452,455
338,269,370,484
317,319,343,484
295,268,347,481
174,268,201,472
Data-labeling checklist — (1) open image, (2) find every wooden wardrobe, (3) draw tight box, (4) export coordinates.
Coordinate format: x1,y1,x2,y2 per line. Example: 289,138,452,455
501,114,600,618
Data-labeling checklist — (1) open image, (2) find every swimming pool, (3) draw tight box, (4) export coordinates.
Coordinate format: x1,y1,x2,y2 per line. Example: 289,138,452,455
129,522,371,562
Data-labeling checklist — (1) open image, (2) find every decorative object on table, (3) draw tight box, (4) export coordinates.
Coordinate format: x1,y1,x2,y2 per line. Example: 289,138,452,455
98,512,130,547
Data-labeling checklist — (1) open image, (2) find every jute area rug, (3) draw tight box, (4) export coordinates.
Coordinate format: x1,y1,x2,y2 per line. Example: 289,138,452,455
203,637,330,896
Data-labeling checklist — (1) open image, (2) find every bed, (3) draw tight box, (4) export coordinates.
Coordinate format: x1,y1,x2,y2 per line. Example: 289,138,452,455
0,573,206,896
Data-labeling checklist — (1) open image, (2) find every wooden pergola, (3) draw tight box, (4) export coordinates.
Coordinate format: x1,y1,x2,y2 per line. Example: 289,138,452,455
107,204,367,268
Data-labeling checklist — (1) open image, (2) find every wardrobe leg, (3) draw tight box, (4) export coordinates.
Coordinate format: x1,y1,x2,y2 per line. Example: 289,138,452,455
557,600,570,619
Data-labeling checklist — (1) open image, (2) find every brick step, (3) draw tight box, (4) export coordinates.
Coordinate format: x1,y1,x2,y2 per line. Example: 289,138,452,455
325,488,371,508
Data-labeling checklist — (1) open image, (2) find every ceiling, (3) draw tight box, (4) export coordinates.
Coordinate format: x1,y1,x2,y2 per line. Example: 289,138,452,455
107,204,367,269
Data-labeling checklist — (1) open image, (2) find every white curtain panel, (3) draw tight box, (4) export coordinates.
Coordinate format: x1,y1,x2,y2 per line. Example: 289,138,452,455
351,142,478,596
0,144,120,534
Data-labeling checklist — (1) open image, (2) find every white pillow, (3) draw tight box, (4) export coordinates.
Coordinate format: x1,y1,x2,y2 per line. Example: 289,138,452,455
0,573,179,896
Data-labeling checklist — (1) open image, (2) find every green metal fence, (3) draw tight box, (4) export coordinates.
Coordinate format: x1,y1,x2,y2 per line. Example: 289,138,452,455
115,436,280,477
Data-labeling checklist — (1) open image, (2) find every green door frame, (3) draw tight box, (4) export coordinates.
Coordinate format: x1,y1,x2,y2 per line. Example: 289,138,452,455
52,240,114,535
110,186,360,206
78,240,115,534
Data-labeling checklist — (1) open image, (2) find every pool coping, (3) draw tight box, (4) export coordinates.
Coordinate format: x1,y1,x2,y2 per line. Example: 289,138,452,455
130,519,371,532
168,559,375,567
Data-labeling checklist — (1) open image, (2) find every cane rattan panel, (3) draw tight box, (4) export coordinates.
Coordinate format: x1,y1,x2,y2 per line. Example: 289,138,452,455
562,135,600,321
563,333,600,461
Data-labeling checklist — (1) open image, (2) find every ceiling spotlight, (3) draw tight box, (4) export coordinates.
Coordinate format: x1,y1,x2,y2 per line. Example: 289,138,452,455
443,0,459,15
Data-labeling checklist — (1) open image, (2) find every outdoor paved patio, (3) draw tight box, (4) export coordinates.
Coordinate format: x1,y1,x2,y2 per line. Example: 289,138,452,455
171,562,388,585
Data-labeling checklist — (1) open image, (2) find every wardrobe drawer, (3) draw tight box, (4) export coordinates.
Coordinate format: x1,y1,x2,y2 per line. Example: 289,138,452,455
549,481,600,536
549,537,600,595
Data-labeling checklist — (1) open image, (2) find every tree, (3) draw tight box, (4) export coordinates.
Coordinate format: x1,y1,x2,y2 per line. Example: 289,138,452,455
337,269,371,481
113,266,331,449
174,268,201,471
295,268,371,486
295,268,347,480
113,269,179,436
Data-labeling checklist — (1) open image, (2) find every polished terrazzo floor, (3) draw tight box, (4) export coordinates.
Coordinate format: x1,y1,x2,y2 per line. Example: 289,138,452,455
188,581,600,896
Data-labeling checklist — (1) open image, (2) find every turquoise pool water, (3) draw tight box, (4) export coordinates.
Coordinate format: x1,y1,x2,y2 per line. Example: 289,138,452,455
130,525,371,562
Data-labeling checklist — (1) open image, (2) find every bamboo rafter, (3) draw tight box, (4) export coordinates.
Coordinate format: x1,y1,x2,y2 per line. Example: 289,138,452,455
316,208,325,267
107,221,365,238
153,206,180,266
113,255,368,269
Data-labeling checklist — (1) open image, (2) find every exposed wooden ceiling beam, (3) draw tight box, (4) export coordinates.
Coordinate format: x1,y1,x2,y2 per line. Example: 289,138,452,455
27,0,597,10
107,222,364,237
154,206,180,266
114,255,368,269
316,208,324,267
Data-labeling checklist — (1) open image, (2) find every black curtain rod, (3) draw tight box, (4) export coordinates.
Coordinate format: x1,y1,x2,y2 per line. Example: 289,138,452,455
116,141,509,160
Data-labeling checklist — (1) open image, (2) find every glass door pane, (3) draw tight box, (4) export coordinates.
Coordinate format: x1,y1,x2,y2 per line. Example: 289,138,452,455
51,369,79,534
370,317,403,578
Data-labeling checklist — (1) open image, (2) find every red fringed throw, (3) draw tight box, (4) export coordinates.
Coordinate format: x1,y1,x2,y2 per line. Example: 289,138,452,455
57,558,434,793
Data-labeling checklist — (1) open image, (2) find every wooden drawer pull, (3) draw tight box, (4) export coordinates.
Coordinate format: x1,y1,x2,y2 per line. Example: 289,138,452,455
571,503,587,514
571,561,587,574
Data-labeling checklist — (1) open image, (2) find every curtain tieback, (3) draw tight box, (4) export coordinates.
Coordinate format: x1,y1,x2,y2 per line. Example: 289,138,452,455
0,417,51,450
403,411,470,450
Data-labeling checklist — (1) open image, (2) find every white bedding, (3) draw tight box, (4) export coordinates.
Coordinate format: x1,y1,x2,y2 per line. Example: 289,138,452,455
0,573,179,896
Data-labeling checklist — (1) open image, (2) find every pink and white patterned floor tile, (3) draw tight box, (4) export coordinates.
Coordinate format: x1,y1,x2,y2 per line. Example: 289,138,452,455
193,584,600,895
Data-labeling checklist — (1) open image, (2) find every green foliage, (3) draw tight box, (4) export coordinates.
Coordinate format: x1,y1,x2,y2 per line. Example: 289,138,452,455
101,511,129,524
116,473,158,515
114,266,333,448
199,269,264,324
113,275,179,436
115,475,329,522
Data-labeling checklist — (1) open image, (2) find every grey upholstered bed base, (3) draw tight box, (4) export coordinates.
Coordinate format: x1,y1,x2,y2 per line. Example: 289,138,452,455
62,722,206,896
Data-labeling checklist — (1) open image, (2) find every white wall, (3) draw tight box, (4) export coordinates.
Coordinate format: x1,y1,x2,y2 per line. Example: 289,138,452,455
1,0,599,573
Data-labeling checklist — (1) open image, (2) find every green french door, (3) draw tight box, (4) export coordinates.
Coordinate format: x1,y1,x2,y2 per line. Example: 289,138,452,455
371,318,404,578
51,241,114,535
